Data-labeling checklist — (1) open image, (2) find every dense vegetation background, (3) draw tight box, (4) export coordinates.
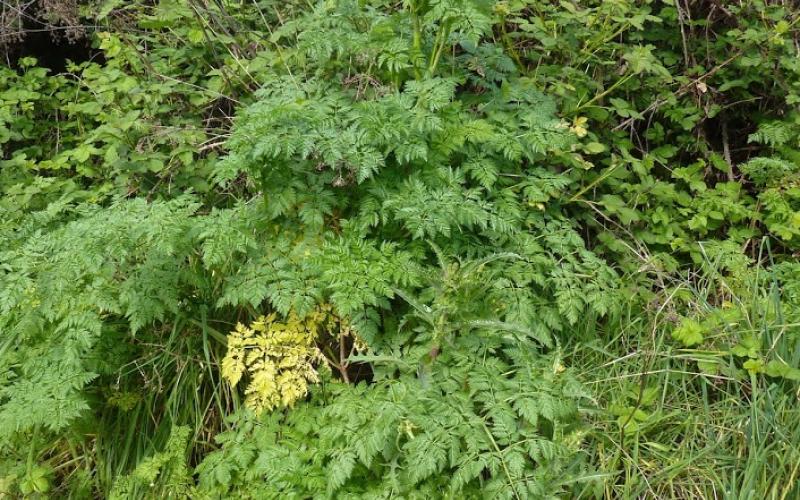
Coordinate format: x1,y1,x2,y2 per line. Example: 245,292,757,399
1,0,800,498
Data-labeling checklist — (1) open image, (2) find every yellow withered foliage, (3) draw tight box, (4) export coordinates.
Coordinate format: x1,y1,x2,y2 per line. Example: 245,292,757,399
221,306,361,414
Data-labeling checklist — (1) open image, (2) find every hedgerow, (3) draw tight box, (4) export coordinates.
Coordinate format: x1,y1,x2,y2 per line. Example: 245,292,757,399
1,0,799,498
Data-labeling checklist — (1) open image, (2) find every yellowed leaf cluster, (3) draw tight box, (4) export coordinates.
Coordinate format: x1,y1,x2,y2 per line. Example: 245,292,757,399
221,306,362,414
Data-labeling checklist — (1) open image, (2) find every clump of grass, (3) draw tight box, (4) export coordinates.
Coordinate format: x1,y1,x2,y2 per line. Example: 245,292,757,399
43,313,236,497
569,245,800,499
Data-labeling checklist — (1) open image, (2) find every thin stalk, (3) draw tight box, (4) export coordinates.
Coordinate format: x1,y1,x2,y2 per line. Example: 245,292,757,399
574,73,634,112
410,1,423,80
427,21,451,76
500,17,525,72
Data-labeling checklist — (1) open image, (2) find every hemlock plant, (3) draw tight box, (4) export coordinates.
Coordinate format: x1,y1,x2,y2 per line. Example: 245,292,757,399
1,0,800,498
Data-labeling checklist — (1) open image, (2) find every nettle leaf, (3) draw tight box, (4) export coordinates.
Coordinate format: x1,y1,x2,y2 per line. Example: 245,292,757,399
671,318,705,347
600,194,641,225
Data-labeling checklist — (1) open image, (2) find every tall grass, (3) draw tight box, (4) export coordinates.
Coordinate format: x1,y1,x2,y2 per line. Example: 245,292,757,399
47,313,236,497
569,245,800,499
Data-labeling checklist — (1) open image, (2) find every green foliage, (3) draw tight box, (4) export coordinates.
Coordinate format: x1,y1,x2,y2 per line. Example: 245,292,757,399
197,339,589,499
508,0,800,266
110,426,194,499
671,317,704,347
2,0,800,498
0,197,200,435
576,252,800,498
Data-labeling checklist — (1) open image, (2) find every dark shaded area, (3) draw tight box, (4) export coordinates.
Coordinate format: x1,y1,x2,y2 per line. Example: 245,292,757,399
13,28,98,72
3,0,101,71
346,359,374,384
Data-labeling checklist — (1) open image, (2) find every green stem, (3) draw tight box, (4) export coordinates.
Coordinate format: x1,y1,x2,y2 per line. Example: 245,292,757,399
427,21,451,76
481,420,522,500
27,426,40,473
569,163,620,203
575,73,634,112
411,2,423,80
500,18,525,72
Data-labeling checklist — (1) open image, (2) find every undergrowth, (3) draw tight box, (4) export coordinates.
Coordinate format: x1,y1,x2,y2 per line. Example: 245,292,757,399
1,0,799,498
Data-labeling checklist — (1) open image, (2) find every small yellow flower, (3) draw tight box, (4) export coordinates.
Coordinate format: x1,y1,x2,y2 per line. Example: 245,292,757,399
570,116,588,138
